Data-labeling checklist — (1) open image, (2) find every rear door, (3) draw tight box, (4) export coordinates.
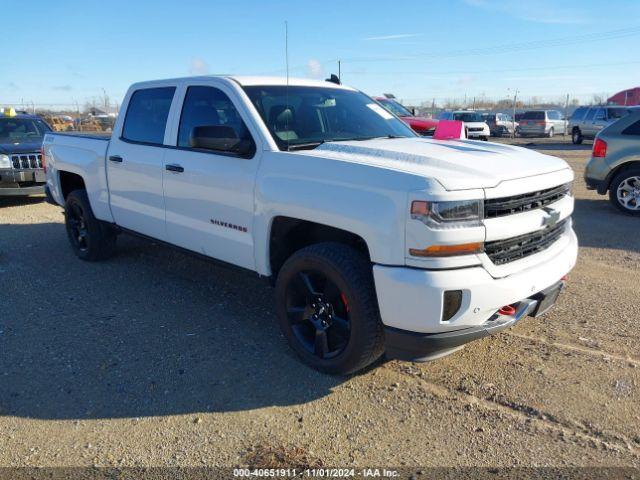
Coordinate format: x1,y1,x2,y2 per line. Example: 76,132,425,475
592,108,607,136
107,85,177,240
162,82,261,270
582,108,598,137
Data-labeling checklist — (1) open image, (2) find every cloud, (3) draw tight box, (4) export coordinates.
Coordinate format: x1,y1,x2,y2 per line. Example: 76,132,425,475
456,75,476,87
189,57,209,75
363,33,423,41
463,0,588,24
52,85,73,91
306,58,323,79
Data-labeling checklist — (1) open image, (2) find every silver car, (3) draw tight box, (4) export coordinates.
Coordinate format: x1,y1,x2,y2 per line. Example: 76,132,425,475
584,110,640,215
518,110,567,138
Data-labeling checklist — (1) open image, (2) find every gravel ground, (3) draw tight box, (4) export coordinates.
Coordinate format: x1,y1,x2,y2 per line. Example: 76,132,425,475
0,137,638,471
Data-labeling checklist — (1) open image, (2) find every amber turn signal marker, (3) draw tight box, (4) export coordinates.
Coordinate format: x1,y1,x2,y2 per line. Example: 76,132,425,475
410,200,430,216
409,242,484,257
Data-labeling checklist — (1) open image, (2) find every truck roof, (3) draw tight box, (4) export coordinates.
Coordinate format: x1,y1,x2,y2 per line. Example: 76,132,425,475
129,75,355,91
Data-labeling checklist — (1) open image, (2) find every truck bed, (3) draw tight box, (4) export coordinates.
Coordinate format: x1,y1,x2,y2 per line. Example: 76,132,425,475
44,131,113,222
48,132,111,141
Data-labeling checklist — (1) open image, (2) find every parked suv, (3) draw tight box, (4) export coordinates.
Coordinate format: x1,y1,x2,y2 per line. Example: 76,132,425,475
569,106,636,144
518,110,567,138
0,111,50,196
483,112,517,137
585,110,640,215
438,111,490,140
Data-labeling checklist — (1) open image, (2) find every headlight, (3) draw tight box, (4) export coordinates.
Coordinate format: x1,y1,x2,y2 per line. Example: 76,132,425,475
0,154,11,169
411,199,483,228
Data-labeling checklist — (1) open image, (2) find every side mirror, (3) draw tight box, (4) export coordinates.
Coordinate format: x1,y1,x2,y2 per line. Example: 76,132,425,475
190,125,254,156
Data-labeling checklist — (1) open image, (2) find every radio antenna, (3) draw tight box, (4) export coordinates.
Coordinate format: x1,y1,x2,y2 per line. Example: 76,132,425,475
285,20,290,151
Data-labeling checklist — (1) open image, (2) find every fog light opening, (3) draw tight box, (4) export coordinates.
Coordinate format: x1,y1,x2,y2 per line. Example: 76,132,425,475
442,290,463,321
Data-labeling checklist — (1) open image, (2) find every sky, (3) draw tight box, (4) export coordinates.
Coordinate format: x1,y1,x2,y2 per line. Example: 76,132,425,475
3,0,640,108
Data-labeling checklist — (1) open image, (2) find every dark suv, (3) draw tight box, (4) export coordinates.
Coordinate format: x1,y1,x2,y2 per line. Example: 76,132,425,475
0,113,51,196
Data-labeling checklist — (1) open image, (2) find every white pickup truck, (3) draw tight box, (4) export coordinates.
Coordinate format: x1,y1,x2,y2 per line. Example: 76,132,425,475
43,76,578,374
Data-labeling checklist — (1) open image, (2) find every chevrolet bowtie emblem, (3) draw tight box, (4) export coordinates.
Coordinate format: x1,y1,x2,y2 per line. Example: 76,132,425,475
542,207,561,227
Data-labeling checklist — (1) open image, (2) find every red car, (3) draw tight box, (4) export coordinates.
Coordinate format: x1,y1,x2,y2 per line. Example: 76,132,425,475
374,97,438,136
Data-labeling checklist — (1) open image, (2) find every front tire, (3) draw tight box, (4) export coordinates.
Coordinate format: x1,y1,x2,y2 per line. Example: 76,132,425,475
609,168,640,216
547,127,555,138
572,128,583,144
64,189,117,261
275,242,385,375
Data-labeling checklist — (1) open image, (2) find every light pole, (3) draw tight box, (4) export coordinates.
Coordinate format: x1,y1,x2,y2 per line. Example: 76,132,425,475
508,88,519,139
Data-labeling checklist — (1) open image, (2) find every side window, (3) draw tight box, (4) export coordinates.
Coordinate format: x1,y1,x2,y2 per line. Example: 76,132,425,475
622,119,640,136
548,111,560,120
584,108,596,121
571,107,586,121
177,86,254,155
122,87,176,144
594,108,606,120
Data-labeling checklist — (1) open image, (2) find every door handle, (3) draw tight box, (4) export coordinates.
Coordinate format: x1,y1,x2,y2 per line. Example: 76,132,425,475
165,164,184,173
109,155,123,163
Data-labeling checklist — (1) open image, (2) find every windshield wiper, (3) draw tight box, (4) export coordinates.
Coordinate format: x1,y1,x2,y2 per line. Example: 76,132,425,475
285,135,407,151
286,140,325,151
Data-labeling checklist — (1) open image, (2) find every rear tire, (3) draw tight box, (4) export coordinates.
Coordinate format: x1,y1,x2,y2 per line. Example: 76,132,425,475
572,128,583,144
608,167,640,216
64,189,117,261
547,127,555,138
275,242,385,375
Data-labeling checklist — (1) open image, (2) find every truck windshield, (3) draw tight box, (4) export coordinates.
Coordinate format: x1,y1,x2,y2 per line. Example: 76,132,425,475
242,86,416,150
377,98,413,117
453,112,483,122
0,118,51,144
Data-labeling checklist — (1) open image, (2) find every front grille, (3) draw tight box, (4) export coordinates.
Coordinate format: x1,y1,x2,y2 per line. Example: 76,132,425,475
10,153,42,169
485,219,568,265
468,127,484,132
485,183,570,218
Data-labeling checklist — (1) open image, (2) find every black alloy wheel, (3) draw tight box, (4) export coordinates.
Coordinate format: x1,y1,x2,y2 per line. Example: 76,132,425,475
285,270,351,360
67,201,90,253
275,242,385,375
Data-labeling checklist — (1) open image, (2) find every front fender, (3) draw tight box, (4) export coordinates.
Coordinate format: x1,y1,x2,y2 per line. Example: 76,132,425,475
253,152,432,276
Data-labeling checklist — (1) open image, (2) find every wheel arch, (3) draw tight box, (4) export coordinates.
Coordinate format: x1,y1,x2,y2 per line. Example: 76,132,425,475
58,170,86,199
267,216,372,279
603,160,640,193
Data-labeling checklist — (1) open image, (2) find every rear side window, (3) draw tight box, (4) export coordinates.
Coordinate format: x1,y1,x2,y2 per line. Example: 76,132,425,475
584,108,597,121
522,111,544,120
122,87,176,144
177,86,254,150
607,108,631,120
622,119,640,136
570,107,587,121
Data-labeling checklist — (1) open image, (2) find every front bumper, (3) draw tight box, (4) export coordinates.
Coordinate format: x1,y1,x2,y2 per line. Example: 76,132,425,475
385,282,564,361
0,185,45,196
374,229,578,358
0,168,45,196
467,129,489,138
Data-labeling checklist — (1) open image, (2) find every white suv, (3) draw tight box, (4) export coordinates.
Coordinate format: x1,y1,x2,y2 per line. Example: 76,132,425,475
438,111,490,140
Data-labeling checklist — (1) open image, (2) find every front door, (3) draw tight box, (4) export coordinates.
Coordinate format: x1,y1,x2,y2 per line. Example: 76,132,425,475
162,84,260,270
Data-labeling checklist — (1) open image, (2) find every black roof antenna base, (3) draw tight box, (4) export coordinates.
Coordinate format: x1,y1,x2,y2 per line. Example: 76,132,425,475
325,74,341,85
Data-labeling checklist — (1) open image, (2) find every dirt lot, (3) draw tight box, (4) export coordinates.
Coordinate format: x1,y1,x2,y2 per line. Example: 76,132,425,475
1,137,639,471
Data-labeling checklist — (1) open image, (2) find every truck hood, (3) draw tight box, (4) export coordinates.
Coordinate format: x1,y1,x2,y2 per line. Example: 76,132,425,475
0,140,43,154
302,137,570,190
